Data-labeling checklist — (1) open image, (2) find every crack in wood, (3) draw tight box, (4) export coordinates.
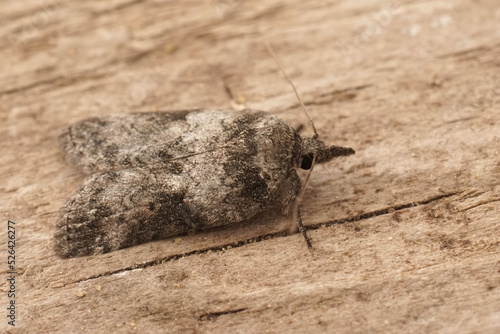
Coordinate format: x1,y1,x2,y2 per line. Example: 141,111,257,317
94,0,144,15
460,189,488,200
222,78,235,100
297,84,372,109
0,72,107,96
1,49,155,97
67,191,461,285
199,308,247,321
316,84,372,98
458,198,500,212
318,191,462,229
437,42,500,59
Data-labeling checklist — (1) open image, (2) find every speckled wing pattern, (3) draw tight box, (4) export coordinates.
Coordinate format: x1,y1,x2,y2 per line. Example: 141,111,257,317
55,110,303,257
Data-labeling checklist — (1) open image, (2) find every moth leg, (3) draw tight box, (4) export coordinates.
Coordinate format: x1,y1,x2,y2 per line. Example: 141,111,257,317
276,170,312,246
295,124,305,133
296,207,312,248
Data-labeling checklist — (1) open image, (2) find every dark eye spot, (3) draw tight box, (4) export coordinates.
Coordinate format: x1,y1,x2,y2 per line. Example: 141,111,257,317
300,154,314,170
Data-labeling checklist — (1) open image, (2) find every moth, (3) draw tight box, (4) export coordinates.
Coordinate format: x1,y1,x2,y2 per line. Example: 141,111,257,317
55,49,355,258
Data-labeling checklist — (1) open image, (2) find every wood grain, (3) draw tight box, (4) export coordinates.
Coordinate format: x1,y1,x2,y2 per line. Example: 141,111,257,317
1,0,499,333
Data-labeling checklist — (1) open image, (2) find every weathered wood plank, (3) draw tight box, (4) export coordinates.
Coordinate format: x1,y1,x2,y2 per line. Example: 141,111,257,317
1,0,499,333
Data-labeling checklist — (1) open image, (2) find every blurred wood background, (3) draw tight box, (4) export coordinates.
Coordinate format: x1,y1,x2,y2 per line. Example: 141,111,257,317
1,0,499,333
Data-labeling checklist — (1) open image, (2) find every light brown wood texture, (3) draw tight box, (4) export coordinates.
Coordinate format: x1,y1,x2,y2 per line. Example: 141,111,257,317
1,0,499,333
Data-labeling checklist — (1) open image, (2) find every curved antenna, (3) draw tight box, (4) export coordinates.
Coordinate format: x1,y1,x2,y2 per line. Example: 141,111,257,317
265,42,319,139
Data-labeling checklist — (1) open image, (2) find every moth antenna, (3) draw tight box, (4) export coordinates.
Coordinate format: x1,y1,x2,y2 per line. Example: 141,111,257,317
265,42,319,139
266,42,320,246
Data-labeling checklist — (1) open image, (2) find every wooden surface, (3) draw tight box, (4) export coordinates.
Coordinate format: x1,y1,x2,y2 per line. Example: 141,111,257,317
1,0,499,333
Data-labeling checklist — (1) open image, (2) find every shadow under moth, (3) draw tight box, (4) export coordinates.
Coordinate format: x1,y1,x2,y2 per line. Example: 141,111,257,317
55,109,354,258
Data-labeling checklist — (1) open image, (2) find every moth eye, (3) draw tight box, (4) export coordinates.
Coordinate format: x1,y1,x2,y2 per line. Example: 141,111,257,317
300,154,314,170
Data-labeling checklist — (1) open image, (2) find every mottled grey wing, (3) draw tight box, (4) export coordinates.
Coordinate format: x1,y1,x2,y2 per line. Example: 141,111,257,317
55,165,199,257
56,109,301,257
59,109,254,174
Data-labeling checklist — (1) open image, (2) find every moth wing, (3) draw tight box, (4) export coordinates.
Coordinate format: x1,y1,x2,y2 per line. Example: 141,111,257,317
59,110,255,174
55,165,201,257
56,109,303,257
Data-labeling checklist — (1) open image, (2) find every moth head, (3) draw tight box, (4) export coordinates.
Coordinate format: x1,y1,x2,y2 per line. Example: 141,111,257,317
300,137,355,170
